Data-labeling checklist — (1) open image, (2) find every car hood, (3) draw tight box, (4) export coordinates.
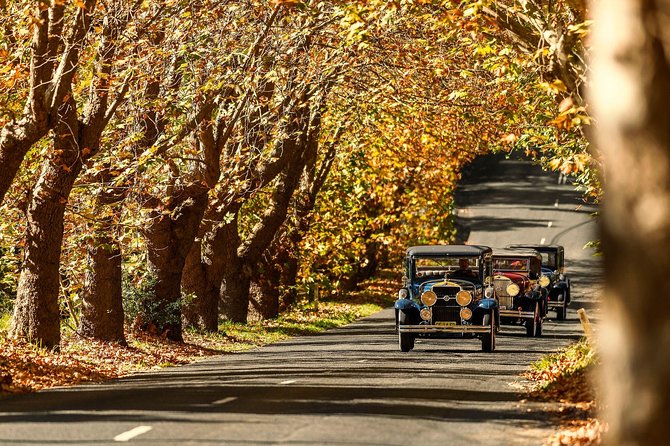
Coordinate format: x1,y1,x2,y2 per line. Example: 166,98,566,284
494,271,530,287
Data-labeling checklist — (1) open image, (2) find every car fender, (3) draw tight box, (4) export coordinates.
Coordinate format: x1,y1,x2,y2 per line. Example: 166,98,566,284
554,280,570,291
472,298,498,325
395,298,420,312
477,298,498,310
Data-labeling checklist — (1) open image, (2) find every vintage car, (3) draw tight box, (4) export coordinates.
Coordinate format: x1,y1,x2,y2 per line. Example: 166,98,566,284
492,248,549,337
394,245,499,353
507,244,571,320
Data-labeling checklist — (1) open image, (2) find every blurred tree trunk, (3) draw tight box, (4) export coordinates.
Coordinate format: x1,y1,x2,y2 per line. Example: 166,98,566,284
592,1,670,444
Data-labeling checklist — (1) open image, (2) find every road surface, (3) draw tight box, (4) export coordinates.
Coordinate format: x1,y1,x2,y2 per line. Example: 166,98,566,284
0,154,601,445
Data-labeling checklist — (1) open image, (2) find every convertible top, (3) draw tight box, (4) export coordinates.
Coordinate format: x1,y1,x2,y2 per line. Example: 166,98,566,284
406,245,492,257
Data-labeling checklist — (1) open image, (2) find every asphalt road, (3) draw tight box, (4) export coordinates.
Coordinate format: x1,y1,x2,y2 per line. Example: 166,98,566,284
0,154,601,446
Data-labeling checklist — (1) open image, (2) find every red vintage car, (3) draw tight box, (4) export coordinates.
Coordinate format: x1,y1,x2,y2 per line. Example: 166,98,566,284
491,248,549,337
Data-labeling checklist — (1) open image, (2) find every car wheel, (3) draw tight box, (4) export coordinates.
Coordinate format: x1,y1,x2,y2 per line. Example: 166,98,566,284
482,310,496,353
556,292,567,321
398,311,414,352
526,302,540,337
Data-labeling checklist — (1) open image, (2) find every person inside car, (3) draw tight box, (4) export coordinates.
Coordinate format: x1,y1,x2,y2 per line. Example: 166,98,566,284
450,258,479,280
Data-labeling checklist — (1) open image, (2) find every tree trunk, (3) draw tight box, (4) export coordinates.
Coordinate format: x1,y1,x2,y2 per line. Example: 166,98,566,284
8,98,82,349
78,233,125,344
591,2,670,444
220,259,251,323
249,256,281,320
181,239,219,332
77,167,126,343
182,203,242,330
143,185,209,341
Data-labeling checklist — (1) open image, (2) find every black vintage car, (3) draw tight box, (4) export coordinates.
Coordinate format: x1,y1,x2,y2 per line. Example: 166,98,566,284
394,245,499,353
492,248,549,337
507,244,571,320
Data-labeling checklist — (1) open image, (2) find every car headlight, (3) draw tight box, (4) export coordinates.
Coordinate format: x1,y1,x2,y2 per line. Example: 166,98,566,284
398,288,409,299
460,307,473,320
506,283,520,296
456,290,472,306
420,308,432,321
539,275,550,287
484,286,494,298
421,290,437,306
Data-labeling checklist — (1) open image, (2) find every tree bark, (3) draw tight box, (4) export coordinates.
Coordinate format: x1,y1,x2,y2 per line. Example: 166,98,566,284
591,1,670,444
78,232,125,344
9,96,82,349
220,253,251,323
77,169,125,344
143,184,209,341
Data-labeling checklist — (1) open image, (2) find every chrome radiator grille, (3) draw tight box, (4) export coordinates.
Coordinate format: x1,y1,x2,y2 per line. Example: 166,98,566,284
493,278,514,308
432,306,461,323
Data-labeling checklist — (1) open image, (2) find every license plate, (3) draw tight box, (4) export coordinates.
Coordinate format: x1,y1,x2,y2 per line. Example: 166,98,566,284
435,321,457,326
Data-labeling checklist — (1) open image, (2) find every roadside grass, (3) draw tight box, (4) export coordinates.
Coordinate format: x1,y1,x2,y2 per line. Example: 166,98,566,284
523,338,606,445
1,273,397,396
0,312,10,335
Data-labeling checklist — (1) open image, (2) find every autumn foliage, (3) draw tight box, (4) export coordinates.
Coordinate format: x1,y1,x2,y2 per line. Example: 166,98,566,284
0,0,592,351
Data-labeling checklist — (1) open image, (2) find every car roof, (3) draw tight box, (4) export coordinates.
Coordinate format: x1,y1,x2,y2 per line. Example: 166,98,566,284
506,244,563,252
492,248,542,259
406,245,492,257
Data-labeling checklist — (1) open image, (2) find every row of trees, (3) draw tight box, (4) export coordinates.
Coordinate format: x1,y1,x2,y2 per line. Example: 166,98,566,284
0,0,588,350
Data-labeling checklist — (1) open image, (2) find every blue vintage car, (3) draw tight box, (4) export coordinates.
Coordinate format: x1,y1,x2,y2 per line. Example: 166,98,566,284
507,244,571,320
394,245,499,352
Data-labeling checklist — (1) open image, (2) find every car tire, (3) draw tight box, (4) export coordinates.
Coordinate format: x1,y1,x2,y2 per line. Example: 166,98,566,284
526,302,541,337
482,311,496,353
398,312,414,352
556,292,567,321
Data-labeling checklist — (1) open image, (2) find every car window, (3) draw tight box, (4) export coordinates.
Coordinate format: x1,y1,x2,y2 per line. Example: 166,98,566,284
540,252,557,269
413,257,480,278
492,257,528,271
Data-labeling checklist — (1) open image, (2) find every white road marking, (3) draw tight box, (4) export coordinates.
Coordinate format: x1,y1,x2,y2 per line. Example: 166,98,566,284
554,199,559,207
547,221,553,228
114,426,153,442
212,397,237,405
540,238,546,245
357,359,368,363
279,380,297,385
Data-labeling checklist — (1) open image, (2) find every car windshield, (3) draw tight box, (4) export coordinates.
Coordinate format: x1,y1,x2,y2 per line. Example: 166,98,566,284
540,252,557,269
413,256,480,279
493,257,528,272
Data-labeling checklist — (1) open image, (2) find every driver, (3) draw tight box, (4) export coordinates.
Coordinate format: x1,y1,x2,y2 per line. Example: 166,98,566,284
451,258,478,279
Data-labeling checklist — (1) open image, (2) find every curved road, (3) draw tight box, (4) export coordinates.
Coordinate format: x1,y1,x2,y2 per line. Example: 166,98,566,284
0,154,601,445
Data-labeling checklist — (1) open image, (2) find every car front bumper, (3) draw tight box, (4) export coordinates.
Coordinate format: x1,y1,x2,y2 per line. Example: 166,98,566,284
499,309,535,319
398,324,492,334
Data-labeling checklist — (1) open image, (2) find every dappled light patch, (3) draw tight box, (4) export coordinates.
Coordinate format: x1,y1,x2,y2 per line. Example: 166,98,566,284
1,295,386,396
